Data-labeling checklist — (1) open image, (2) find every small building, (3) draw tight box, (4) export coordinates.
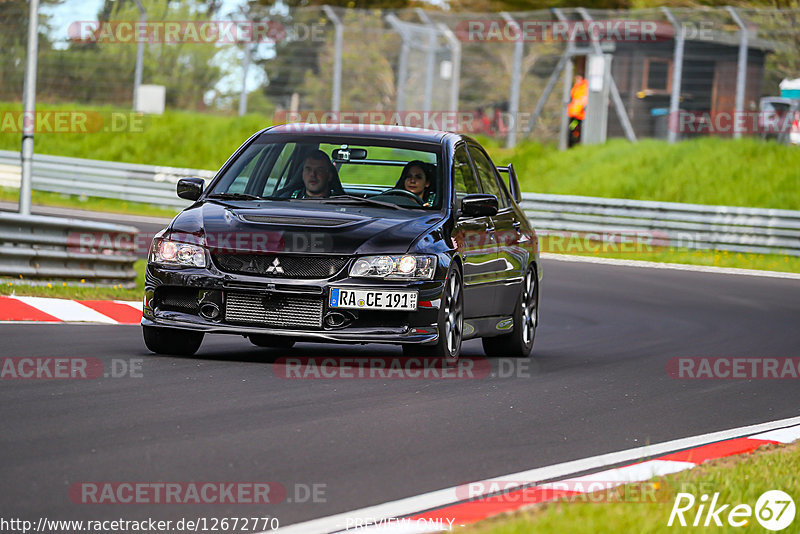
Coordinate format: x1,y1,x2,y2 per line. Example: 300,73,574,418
600,26,777,139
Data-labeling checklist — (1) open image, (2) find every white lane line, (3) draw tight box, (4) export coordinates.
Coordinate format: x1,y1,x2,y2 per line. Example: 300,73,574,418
274,414,800,534
12,296,117,324
541,253,800,280
748,424,800,444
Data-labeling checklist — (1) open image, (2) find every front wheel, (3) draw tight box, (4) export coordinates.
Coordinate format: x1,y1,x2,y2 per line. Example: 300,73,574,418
403,266,463,363
482,266,538,358
142,325,204,356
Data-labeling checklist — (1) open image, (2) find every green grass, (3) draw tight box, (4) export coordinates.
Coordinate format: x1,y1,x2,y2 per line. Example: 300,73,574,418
491,137,800,210
464,441,800,534
0,101,270,170
0,260,146,301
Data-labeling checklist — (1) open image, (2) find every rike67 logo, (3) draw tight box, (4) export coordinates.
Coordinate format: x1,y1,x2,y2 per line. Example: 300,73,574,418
668,490,795,531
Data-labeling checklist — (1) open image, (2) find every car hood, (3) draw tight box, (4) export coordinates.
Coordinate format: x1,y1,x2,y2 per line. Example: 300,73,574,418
168,200,444,256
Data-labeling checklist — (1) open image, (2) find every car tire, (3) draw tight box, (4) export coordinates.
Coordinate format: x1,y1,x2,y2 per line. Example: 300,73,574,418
403,265,463,364
249,334,296,349
481,266,537,358
142,325,204,356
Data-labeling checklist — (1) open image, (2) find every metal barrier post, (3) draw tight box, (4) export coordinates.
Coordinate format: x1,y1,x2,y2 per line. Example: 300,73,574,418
20,0,39,217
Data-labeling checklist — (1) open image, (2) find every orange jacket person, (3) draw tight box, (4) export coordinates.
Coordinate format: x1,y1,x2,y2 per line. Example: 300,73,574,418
567,75,588,146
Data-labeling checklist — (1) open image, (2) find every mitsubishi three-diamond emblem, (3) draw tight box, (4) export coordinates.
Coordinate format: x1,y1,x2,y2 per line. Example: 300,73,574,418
265,257,284,274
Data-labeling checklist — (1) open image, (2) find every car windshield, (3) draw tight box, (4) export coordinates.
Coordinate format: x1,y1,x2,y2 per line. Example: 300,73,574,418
207,137,443,210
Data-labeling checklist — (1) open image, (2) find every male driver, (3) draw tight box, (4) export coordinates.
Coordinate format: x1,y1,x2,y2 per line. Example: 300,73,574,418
287,150,337,199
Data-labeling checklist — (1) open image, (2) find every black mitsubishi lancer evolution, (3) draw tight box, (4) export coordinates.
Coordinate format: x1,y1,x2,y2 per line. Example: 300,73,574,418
142,123,541,363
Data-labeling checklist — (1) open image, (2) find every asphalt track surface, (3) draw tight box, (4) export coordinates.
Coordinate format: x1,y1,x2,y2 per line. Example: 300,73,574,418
2,258,799,528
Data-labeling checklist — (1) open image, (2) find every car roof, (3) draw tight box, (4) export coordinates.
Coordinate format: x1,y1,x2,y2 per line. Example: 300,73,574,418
263,123,458,144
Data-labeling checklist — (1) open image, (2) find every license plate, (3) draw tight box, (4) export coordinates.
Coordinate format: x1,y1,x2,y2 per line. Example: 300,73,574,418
329,288,418,311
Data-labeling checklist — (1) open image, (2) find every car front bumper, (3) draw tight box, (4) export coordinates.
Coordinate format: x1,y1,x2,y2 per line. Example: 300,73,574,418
142,262,445,345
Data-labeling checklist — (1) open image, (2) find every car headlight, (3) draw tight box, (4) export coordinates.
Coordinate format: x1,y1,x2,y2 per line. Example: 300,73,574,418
350,255,436,280
150,238,206,268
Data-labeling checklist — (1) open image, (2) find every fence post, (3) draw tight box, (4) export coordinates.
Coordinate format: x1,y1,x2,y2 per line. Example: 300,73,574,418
437,22,461,115
238,43,251,116
576,7,637,143
20,0,39,216
553,8,573,151
132,0,146,111
416,8,436,112
662,7,684,144
501,12,522,148
386,14,409,112
727,7,748,140
322,5,343,113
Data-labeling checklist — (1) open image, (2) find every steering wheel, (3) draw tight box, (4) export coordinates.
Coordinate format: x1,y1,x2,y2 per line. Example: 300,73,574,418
375,188,425,206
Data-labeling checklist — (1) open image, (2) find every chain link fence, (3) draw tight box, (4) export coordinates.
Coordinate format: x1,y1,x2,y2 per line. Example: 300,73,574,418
1,2,799,146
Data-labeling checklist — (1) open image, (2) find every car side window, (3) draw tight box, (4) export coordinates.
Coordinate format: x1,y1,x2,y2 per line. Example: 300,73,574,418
468,145,508,209
261,142,296,196
452,145,479,202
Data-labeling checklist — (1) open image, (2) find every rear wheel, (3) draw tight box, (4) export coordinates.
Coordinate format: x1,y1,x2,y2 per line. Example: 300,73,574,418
142,325,204,356
249,334,296,349
403,266,463,364
482,266,537,358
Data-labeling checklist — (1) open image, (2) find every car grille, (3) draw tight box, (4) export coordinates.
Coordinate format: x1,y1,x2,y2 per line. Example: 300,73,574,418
212,254,348,279
225,292,323,329
157,287,199,313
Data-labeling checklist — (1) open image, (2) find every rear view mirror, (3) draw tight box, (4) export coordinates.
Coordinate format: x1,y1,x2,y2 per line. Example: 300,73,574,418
177,177,205,201
461,194,498,217
332,147,368,162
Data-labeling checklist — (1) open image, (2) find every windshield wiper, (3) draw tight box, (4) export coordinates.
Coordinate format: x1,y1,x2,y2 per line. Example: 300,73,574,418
306,195,403,210
206,192,263,201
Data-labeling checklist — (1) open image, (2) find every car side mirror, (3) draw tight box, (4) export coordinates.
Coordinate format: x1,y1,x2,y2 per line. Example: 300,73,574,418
177,177,205,201
461,194,498,217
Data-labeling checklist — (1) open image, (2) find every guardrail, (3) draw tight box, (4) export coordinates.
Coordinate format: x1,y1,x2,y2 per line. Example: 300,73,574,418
0,150,214,210
2,151,799,257
0,212,139,287
520,193,800,257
